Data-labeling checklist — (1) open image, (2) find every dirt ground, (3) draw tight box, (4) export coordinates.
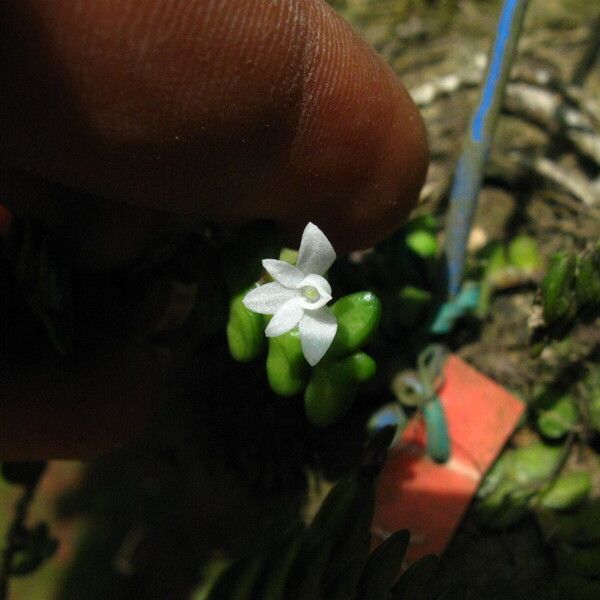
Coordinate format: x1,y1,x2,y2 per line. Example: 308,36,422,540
334,1,600,597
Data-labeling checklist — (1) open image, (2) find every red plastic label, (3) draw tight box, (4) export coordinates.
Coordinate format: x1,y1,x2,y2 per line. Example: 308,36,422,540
372,355,525,564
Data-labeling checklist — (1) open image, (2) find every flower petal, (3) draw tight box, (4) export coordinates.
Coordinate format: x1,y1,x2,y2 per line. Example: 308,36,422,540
298,308,338,366
243,282,298,315
299,274,332,296
262,259,304,287
296,222,336,276
265,297,304,337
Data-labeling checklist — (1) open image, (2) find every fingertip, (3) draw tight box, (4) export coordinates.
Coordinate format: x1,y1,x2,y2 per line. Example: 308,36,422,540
272,1,428,251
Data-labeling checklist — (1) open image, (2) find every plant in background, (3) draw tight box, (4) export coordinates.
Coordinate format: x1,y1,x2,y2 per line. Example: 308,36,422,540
0,462,57,600
193,428,455,600
529,241,600,355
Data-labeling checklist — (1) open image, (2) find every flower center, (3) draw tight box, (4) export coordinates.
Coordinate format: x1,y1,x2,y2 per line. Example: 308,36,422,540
302,286,320,302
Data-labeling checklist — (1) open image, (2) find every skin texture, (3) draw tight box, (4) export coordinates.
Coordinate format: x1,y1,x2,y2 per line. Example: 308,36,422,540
0,0,428,459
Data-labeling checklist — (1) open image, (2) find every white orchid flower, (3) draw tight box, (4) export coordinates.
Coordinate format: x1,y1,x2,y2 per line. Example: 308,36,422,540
243,222,338,366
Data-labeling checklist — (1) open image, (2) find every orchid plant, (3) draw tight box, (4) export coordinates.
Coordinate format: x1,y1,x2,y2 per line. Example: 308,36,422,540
226,222,381,426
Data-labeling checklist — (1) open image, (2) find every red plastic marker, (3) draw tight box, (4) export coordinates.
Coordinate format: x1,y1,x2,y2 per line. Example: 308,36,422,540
373,354,524,564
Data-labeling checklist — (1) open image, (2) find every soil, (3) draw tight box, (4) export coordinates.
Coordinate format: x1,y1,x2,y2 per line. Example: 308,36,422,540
335,1,600,597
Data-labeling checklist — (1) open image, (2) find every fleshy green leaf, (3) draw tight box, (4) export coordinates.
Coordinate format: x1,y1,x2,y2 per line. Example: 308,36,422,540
541,472,591,511
326,292,381,359
226,290,264,362
575,246,600,307
507,235,542,273
396,286,432,328
304,351,376,426
266,329,309,396
541,253,577,325
535,390,578,439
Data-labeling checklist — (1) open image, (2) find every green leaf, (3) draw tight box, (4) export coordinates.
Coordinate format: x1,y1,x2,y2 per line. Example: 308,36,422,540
355,530,410,600
481,241,507,278
266,329,309,397
535,390,578,439
405,229,438,259
327,292,381,359
348,351,377,382
541,472,591,511
391,554,439,600
304,357,359,427
509,442,562,485
226,290,264,362
476,480,533,529
304,352,376,426
587,388,600,433
541,252,577,325
396,286,433,328
575,246,600,307
507,235,542,274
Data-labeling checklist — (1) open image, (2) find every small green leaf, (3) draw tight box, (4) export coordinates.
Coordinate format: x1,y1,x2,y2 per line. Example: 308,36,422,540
575,247,600,307
541,472,591,511
348,352,377,382
406,230,438,259
507,235,542,274
304,357,360,426
356,530,410,600
535,390,578,439
541,253,577,325
391,554,439,600
267,329,309,397
476,481,533,529
509,442,562,485
327,292,381,359
481,242,507,279
587,389,600,433
396,286,432,328
226,290,264,362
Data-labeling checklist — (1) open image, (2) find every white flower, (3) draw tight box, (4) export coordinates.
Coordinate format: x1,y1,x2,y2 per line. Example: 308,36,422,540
243,222,338,366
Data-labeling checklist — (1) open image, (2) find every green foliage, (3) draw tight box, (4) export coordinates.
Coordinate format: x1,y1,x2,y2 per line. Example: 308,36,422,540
507,235,543,274
531,242,600,355
266,329,310,397
405,215,438,259
536,499,600,599
227,289,264,362
396,286,433,328
540,472,591,511
575,243,600,307
304,353,376,426
476,442,565,529
542,253,577,325
534,389,578,440
202,434,453,600
326,292,381,360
